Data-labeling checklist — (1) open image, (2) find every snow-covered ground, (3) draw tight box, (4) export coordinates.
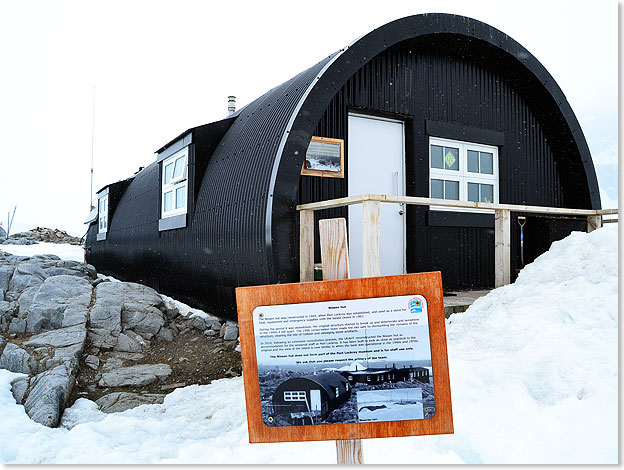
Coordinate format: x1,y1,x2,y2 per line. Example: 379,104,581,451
0,242,85,262
0,225,618,463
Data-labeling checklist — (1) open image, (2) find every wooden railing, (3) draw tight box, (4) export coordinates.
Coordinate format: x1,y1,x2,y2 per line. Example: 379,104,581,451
298,194,618,288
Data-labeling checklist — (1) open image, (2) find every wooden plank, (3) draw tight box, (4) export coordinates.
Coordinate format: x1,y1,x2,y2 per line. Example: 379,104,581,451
494,209,511,287
297,193,611,217
336,440,363,465
235,272,454,443
299,209,315,282
362,200,381,277
319,218,350,281
587,214,602,232
318,218,361,463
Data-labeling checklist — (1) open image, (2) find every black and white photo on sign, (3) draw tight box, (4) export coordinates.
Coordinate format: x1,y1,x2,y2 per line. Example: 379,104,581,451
302,137,344,177
253,295,435,427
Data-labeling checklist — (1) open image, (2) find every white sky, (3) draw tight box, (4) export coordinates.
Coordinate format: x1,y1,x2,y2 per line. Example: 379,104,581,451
0,0,618,237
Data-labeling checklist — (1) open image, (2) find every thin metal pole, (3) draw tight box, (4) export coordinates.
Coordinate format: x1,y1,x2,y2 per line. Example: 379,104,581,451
90,85,95,210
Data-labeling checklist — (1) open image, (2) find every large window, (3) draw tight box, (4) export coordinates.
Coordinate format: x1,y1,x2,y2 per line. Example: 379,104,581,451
161,147,188,218
429,137,499,209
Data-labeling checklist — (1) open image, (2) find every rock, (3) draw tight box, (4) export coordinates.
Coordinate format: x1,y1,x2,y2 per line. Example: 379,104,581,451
225,367,239,377
223,321,239,341
46,343,83,370
24,364,74,427
8,317,26,334
114,332,142,353
98,364,172,387
164,308,179,320
26,275,92,333
122,307,165,339
11,376,29,403
157,327,174,342
234,343,241,353
0,264,15,296
102,358,124,370
16,286,39,317
25,324,86,349
219,323,226,338
0,343,34,374
6,262,48,300
160,382,185,391
0,336,5,349
203,329,217,337
96,392,165,413
85,355,100,370
191,317,207,331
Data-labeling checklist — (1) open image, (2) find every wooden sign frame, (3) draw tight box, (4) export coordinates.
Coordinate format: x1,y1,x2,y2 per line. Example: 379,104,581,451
236,272,453,443
301,136,345,178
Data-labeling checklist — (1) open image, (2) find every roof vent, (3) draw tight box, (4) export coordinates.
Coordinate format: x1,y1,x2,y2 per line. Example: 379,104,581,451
227,96,236,115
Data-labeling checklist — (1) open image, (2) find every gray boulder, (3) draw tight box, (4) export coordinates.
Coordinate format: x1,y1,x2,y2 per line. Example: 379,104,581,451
26,275,92,333
98,364,172,387
11,376,29,403
6,262,47,300
25,324,87,349
223,321,239,341
95,392,165,413
114,332,142,353
0,264,14,297
0,343,34,374
121,307,165,339
8,317,26,334
24,364,74,427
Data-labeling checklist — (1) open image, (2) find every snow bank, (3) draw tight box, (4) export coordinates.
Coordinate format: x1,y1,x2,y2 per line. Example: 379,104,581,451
0,242,84,262
0,226,617,463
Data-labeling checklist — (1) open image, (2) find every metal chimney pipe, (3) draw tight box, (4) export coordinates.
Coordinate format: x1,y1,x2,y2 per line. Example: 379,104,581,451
227,95,236,115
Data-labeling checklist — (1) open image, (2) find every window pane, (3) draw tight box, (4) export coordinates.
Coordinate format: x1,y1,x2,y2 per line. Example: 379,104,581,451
175,185,186,209
164,191,173,212
467,182,479,202
431,179,444,199
467,150,479,173
164,163,173,184
173,156,185,179
430,145,443,169
443,147,459,171
480,152,493,174
481,184,494,203
445,180,459,200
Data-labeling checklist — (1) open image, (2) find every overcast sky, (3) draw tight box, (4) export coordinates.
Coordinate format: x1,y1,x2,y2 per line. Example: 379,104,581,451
0,0,618,237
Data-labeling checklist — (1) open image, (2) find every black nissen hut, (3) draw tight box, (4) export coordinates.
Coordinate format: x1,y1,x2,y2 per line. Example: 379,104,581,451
85,14,600,318
272,372,351,423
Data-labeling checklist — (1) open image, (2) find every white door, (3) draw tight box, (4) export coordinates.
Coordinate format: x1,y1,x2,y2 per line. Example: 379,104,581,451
310,389,321,411
348,113,405,278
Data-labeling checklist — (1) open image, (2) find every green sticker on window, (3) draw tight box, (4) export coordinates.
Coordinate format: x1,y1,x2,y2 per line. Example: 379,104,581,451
444,151,456,169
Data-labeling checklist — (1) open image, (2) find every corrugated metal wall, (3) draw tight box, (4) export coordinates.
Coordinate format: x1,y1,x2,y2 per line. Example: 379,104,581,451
300,36,584,289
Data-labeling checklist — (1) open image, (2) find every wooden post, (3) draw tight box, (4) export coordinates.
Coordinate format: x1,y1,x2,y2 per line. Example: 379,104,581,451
319,218,363,465
587,214,602,232
299,209,315,282
494,209,511,287
362,200,381,277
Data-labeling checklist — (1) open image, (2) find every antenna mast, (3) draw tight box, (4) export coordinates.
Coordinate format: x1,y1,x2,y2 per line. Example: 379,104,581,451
90,85,95,210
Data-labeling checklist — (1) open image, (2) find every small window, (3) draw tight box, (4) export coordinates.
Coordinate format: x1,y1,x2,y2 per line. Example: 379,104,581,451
429,137,499,212
98,194,108,235
284,391,307,401
161,147,188,218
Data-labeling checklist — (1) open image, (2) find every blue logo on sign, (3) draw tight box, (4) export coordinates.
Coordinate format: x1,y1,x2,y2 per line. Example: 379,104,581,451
409,297,422,313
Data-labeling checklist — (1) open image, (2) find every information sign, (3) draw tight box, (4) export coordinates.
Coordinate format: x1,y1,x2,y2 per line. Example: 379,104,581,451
236,272,453,443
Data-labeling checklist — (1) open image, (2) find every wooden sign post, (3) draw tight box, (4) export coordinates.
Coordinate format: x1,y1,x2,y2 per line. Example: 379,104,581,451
235,218,453,463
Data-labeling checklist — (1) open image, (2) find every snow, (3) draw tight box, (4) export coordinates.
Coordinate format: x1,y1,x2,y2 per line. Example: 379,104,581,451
0,225,618,463
0,242,85,263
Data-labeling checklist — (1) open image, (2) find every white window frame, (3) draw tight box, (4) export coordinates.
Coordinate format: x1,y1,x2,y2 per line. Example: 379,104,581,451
284,391,307,402
98,193,108,235
161,147,188,218
429,136,499,213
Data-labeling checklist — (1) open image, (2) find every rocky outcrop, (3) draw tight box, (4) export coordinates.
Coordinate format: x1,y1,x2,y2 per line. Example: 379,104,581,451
0,247,241,428
2,227,83,246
